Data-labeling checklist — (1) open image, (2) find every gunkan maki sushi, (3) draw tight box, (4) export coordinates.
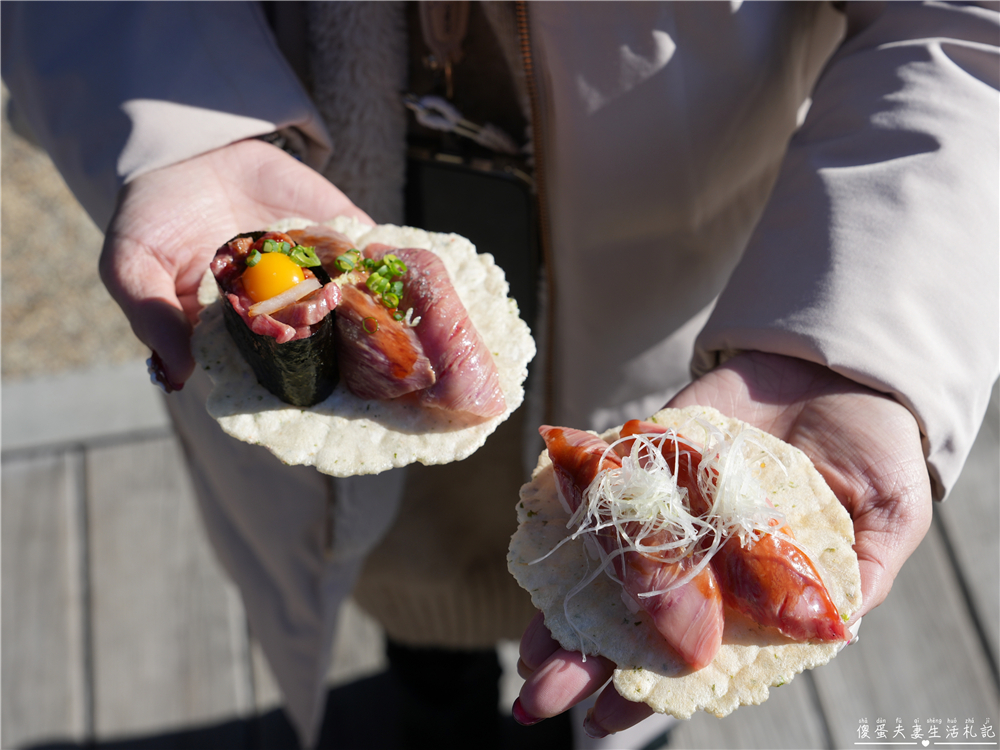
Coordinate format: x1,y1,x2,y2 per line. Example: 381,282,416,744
210,230,341,406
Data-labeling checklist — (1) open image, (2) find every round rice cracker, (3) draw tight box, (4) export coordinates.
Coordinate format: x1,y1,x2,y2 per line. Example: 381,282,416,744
192,216,536,477
507,405,862,719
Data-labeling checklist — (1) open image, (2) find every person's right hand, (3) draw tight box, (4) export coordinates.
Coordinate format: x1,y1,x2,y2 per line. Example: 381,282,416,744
99,138,372,390
514,352,934,739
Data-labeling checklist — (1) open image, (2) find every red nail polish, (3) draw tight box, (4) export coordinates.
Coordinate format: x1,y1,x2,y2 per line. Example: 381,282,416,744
512,698,543,726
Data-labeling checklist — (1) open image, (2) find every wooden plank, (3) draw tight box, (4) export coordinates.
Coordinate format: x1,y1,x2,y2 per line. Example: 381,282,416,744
86,435,253,738
812,518,1000,748
1,449,88,747
1,360,170,452
937,380,1000,669
668,670,828,749
498,639,522,715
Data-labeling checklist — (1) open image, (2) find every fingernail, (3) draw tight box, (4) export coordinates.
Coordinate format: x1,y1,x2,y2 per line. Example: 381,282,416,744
512,698,542,726
583,708,610,739
147,352,183,393
516,657,532,679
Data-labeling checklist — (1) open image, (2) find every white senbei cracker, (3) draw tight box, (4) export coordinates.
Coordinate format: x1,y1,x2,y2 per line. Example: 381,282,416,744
193,217,535,477
507,406,861,719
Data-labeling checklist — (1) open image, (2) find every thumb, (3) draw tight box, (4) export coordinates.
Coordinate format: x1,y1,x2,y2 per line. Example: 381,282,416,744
100,238,196,390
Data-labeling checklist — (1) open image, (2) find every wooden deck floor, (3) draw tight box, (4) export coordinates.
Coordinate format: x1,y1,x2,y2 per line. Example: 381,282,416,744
2,365,997,750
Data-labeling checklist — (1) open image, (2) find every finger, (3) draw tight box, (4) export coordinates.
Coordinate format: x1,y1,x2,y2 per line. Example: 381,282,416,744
233,139,376,226
518,611,560,677
804,402,933,619
851,488,932,618
133,298,196,389
582,681,656,739
516,647,615,722
100,238,195,387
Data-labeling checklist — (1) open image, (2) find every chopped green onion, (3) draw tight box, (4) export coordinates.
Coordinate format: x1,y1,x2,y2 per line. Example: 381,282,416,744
367,274,390,294
334,249,361,273
358,252,410,309
246,250,262,267
384,255,407,276
362,316,379,334
289,245,321,267
393,312,405,321
261,239,292,255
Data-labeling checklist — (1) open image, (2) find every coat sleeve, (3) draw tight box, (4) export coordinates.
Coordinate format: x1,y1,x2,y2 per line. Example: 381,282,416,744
692,1,1000,500
0,1,332,230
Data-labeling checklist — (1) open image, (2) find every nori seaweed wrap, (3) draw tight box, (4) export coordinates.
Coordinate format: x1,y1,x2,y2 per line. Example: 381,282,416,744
212,231,340,407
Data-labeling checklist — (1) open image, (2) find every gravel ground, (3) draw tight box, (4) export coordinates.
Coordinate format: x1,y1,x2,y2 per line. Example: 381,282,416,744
2,85,147,381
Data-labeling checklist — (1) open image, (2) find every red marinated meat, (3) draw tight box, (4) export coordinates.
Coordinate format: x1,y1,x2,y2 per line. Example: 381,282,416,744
271,284,342,327
212,232,339,344
540,425,725,670
366,245,505,419
212,226,507,417
618,420,850,643
225,280,340,344
335,284,436,399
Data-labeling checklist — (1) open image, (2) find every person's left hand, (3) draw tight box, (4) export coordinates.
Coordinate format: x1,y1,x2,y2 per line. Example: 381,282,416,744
513,351,933,738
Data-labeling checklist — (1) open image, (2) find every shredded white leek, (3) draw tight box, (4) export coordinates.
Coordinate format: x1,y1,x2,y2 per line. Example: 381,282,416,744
570,435,714,571
534,422,805,655
400,307,422,327
690,419,789,549
247,277,322,317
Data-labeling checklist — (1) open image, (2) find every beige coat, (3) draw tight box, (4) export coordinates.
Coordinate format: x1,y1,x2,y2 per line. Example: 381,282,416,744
4,2,998,745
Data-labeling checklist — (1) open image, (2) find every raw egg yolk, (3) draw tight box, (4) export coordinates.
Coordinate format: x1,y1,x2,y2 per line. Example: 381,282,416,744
242,253,305,303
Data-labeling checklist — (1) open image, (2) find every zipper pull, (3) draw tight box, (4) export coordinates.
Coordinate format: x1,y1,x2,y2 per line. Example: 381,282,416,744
403,93,520,156
419,1,470,100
